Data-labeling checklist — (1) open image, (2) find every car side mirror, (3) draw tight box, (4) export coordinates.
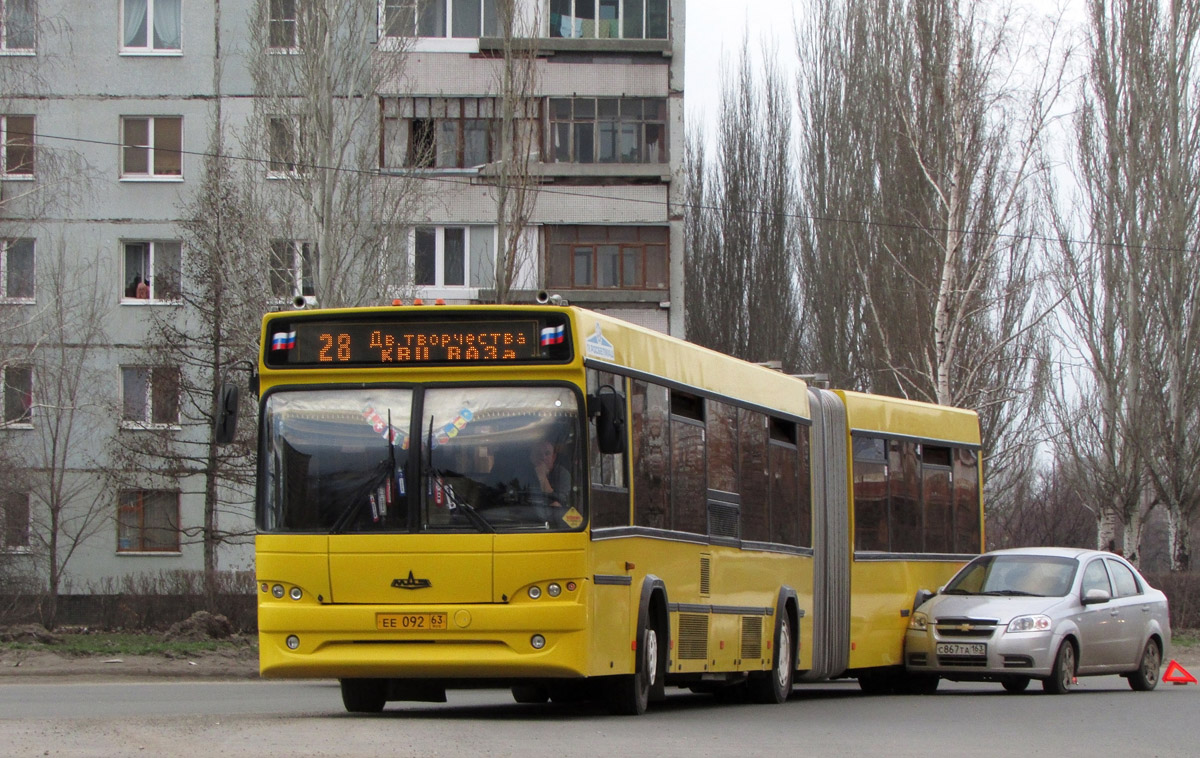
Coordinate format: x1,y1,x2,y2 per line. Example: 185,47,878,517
1082,587,1112,605
913,588,936,609
588,386,626,455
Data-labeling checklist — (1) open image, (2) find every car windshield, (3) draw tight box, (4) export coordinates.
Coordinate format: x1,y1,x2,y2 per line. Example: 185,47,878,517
259,386,583,534
943,554,1078,597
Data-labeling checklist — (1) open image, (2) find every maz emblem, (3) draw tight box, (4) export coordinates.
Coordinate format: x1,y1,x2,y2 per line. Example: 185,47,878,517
392,571,432,590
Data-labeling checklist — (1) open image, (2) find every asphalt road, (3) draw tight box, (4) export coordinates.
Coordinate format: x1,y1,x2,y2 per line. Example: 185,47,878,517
1,676,1197,758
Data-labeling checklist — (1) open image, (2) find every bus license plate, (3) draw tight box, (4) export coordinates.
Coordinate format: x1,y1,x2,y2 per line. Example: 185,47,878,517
936,642,985,656
376,613,448,631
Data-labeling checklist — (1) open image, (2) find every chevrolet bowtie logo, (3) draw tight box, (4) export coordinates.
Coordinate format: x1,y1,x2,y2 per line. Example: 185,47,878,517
392,571,432,590
958,624,972,632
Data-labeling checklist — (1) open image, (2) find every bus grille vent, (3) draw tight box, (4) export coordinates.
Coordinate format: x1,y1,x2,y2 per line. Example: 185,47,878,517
677,614,708,659
699,556,711,596
740,616,763,659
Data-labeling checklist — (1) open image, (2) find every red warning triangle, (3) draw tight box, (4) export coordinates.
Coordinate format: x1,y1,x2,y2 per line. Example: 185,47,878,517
1163,660,1197,685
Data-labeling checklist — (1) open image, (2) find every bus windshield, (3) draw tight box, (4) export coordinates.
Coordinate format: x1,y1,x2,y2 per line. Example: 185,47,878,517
260,386,583,534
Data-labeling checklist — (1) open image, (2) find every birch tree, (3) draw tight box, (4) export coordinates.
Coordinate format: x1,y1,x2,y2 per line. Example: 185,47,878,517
795,0,1063,517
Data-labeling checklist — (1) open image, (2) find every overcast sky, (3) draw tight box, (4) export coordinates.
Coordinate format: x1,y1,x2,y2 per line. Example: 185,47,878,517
684,0,801,135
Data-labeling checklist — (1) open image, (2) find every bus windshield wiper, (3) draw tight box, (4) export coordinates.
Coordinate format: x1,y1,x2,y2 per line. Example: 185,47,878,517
425,416,493,534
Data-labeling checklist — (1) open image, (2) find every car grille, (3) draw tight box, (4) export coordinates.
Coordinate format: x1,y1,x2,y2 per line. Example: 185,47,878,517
937,653,988,667
933,616,999,638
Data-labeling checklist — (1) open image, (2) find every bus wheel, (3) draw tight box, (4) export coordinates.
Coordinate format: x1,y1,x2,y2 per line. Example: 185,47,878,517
340,678,387,713
609,621,660,715
748,612,794,704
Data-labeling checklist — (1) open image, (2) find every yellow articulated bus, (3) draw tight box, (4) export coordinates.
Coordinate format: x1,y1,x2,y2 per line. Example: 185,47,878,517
239,303,983,714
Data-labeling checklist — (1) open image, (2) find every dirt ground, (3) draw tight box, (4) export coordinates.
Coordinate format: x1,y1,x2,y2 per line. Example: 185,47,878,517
0,644,261,680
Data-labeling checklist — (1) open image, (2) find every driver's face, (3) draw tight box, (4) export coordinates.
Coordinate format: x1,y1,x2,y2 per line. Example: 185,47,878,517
531,440,556,465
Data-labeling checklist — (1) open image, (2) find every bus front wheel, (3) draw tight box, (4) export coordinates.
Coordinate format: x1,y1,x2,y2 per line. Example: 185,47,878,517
340,678,387,713
748,611,794,703
609,620,661,715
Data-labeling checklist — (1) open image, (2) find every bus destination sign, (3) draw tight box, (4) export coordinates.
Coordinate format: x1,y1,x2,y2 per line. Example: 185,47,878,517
265,319,567,367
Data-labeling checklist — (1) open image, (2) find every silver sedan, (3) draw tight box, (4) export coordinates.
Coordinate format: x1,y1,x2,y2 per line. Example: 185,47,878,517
904,547,1171,693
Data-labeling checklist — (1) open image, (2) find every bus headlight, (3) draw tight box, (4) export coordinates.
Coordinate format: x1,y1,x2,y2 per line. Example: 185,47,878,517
531,635,546,649
289,587,303,601
547,583,562,597
528,586,542,600
286,635,300,650
272,584,285,598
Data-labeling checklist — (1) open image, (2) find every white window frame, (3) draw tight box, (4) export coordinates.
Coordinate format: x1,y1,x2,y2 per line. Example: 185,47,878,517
379,0,503,53
2,492,31,553
269,239,317,301
120,116,184,180
120,365,181,429
2,363,33,428
267,0,300,52
116,489,181,554
1,0,36,54
121,240,182,303
1,237,35,303
120,0,183,55
1,114,35,178
548,0,669,40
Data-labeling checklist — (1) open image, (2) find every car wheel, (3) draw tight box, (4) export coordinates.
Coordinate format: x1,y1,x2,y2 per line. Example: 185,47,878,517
1128,639,1161,692
1043,641,1075,694
1001,676,1031,694
340,678,387,713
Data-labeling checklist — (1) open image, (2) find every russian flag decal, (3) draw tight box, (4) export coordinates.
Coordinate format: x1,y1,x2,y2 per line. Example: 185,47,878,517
271,331,297,350
540,325,565,346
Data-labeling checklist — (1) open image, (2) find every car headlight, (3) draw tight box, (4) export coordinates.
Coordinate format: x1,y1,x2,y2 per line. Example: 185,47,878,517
1007,614,1052,633
908,611,929,632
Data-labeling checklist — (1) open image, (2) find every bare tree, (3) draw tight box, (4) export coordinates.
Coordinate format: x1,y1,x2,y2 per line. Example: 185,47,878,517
684,42,801,370
795,0,1064,519
487,0,542,303
7,240,113,629
247,0,426,307
1052,0,1200,568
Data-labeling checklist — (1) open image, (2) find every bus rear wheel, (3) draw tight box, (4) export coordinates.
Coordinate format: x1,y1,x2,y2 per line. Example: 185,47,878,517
340,678,387,713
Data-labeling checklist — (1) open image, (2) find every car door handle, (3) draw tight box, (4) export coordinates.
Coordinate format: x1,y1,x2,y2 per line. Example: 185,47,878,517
1110,610,1120,617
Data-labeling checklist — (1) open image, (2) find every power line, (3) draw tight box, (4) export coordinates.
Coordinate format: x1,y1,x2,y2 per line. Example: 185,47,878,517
19,128,1200,258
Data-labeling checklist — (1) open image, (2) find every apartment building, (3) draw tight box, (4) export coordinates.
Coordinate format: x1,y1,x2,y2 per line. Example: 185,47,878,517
0,0,685,593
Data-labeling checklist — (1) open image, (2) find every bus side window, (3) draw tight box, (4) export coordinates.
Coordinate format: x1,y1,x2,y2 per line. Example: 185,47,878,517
588,369,630,528
890,440,923,552
952,447,981,552
739,409,769,542
632,380,670,529
853,436,888,551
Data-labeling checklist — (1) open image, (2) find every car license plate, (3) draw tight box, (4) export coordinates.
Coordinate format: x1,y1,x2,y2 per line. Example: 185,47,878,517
937,642,986,656
376,613,448,631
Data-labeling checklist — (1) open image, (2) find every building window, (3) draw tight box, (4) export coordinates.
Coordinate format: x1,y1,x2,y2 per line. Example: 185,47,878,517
382,97,539,170
2,364,32,426
549,97,666,164
121,116,182,178
268,0,299,50
270,240,317,299
2,238,34,302
117,490,180,552
2,492,30,551
549,0,667,39
381,0,500,39
122,241,181,302
267,116,306,176
121,0,182,52
546,226,667,289
414,226,494,288
1,114,34,177
121,366,181,427
1,0,36,52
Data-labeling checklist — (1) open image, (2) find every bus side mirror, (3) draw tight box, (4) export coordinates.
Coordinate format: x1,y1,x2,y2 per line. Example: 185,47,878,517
214,383,240,444
588,387,626,455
